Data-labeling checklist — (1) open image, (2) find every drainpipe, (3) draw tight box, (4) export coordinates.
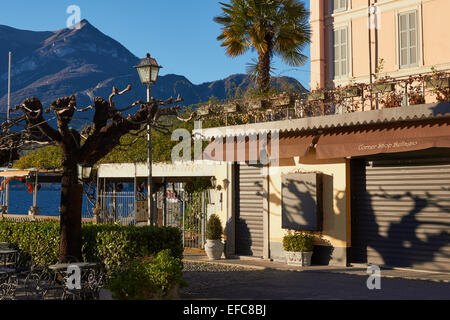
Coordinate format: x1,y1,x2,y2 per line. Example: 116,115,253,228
368,0,374,110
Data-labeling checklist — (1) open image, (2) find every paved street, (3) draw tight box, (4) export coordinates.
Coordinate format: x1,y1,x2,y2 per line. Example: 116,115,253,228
181,261,450,300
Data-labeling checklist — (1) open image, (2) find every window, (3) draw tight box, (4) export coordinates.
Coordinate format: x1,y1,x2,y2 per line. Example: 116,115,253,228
399,11,418,68
334,0,347,12
333,27,348,78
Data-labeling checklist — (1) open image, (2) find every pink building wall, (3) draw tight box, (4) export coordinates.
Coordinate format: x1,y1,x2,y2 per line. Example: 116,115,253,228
310,0,450,90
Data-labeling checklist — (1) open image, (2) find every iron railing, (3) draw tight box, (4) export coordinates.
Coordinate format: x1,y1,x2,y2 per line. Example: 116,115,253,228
95,189,210,249
198,70,450,126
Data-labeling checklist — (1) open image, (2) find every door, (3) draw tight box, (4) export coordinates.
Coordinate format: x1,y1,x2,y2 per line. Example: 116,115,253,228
235,163,264,257
351,159,450,272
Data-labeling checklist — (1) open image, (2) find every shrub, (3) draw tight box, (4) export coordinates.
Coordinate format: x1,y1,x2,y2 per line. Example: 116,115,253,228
82,223,183,275
0,220,183,276
105,249,186,300
205,214,222,240
0,220,59,267
283,231,315,252
105,257,156,300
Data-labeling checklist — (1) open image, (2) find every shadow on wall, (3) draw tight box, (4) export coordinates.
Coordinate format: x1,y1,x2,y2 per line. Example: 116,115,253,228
232,177,265,257
282,178,319,230
351,160,450,271
267,172,347,265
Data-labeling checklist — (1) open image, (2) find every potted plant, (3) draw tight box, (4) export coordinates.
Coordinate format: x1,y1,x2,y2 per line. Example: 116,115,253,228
205,214,224,260
283,231,315,266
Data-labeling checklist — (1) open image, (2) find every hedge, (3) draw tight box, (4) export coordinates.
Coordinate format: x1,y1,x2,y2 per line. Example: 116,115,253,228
0,220,183,276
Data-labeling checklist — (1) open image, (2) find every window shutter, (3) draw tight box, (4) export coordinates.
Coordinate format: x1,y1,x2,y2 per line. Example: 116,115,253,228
334,29,340,77
334,0,339,10
334,0,347,12
333,27,347,78
409,12,417,65
399,11,418,68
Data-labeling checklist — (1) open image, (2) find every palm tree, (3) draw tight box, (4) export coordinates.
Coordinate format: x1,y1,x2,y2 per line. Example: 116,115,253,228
214,0,311,93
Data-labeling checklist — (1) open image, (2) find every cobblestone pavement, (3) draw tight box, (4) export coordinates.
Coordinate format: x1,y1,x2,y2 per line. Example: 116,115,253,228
181,261,450,300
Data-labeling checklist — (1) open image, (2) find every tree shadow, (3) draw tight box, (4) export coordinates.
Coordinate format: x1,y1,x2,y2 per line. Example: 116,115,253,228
351,159,450,271
281,177,319,231
234,166,265,257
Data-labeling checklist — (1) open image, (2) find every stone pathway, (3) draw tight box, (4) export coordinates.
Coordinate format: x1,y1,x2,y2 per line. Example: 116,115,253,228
180,260,450,300
183,253,450,283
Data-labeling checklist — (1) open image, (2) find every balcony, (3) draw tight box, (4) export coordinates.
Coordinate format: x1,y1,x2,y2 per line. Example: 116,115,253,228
197,70,450,127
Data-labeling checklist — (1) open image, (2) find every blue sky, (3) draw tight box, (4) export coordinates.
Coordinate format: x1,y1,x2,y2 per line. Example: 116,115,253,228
0,0,311,89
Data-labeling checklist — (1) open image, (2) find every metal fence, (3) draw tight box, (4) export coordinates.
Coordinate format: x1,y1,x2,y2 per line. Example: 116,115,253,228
97,191,136,225
96,188,210,249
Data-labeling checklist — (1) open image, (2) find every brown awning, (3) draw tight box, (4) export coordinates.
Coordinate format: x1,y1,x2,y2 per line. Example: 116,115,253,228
203,132,315,162
316,120,450,159
277,133,316,159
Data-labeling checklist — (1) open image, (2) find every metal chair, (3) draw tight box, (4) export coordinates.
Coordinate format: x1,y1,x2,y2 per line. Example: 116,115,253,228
0,268,18,300
61,266,105,300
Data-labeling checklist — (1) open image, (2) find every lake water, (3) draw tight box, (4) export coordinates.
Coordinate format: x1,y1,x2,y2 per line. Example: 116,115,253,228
5,182,92,218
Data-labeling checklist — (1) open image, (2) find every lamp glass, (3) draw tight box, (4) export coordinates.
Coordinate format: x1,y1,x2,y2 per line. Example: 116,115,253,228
150,65,160,83
82,167,92,179
137,66,152,84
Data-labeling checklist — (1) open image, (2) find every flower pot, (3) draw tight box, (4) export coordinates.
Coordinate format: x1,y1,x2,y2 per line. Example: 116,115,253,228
285,251,313,267
344,86,362,98
372,83,395,93
307,91,326,101
426,78,450,89
270,94,293,107
205,239,224,260
223,102,239,113
246,99,269,110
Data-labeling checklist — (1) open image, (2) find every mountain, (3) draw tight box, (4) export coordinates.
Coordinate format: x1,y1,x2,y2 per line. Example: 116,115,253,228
0,20,307,123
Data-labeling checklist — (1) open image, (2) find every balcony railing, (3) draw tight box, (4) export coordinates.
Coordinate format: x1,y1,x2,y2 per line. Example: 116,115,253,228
197,70,450,126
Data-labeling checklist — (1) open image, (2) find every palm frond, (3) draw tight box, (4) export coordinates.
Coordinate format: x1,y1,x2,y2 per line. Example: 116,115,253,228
246,58,276,80
214,0,311,91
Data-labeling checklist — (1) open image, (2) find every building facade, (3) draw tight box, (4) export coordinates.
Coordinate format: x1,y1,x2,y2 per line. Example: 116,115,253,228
200,102,450,272
194,1,450,272
310,0,450,92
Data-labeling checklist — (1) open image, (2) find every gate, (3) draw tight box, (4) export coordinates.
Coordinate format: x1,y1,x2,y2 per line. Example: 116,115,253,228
96,188,209,249
161,190,209,249
97,191,136,224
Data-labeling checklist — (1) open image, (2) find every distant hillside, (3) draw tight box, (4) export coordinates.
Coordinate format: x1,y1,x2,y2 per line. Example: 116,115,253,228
0,20,307,124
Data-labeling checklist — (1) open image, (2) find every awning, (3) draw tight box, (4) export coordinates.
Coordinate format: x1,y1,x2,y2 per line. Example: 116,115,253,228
203,132,315,162
0,170,32,178
316,119,450,159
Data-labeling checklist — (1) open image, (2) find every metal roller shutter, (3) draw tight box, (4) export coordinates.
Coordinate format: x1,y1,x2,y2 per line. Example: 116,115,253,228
351,159,450,272
235,164,264,257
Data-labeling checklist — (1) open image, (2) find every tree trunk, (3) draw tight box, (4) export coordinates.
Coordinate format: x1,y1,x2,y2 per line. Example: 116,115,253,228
59,161,83,262
256,32,274,94
257,49,271,94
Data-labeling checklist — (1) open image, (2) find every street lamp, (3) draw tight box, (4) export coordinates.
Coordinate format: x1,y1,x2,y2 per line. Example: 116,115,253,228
134,53,163,226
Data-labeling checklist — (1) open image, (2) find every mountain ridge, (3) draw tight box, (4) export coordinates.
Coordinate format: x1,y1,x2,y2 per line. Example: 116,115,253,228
0,20,307,118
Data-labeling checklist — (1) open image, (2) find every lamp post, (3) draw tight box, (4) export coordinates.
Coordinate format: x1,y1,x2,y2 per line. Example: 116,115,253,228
134,53,162,226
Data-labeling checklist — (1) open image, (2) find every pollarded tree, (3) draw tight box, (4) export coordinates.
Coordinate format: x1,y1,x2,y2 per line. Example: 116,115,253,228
214,0,311,93
3,86,194,262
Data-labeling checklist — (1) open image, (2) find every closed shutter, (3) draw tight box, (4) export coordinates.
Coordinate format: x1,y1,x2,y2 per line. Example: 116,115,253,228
235,163,264,257
351,159,450,272
399,11,418,68
334,0,347,12
334,27,348,78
